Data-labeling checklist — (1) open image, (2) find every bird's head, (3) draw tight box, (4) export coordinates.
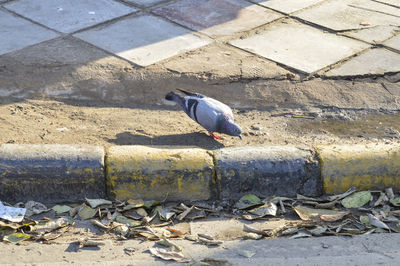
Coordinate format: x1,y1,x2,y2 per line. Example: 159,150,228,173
226,122,242,139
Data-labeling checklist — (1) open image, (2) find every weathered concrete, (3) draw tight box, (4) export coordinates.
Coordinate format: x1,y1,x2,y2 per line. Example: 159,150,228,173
105,146,214,201
295,0,400,31
74,14,212,66
384,34,400,51
125,0,163,7
316,144,400,194
0,9,58,56
253,0,325,14
152,0,282,37
0,144,105,204
230,19,370,73
325,48,400,77
4,0,136,33
215,146,321,200
342,25,398,44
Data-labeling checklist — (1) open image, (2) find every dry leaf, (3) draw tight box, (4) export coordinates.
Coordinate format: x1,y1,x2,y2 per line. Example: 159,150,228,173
149,247,188,263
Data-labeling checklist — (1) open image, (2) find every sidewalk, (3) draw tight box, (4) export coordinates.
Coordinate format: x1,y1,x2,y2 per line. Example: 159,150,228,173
0,0,399,108
0,0,400,203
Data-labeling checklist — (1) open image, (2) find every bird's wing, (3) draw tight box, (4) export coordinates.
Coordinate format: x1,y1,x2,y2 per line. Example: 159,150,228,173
194,98,233,132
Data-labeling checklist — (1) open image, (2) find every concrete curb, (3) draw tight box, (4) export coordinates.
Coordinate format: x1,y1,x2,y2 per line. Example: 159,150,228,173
0,144,399,203
0,144,105,204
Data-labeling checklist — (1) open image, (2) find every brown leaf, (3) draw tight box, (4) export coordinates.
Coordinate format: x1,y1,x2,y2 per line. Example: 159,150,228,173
149,247,188,263
294,206,349,222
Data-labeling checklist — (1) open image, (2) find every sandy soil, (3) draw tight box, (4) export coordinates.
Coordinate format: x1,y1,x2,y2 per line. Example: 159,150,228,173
0,99,399,149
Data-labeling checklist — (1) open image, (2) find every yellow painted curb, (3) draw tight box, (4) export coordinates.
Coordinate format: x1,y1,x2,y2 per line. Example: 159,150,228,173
105,146,214,201
316,144,400,194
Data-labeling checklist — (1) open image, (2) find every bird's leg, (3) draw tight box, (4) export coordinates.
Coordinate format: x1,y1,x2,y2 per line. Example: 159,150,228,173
209,132,222,140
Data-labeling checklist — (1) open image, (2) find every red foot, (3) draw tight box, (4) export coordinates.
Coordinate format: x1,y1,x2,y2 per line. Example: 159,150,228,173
209,132,222,140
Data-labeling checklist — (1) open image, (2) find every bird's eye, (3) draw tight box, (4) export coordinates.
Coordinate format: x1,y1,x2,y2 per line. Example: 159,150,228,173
234,129,238,132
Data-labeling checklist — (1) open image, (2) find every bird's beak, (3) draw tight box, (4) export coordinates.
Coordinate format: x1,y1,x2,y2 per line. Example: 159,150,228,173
238,135,242,140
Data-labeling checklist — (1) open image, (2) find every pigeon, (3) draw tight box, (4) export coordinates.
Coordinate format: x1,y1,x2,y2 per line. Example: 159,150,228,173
165,88,242,140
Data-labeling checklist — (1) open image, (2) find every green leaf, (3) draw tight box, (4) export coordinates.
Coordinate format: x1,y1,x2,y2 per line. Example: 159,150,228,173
52,205,71,214
3,233,30,244
341,191,372,208
390,197,400,206
235,194,262,210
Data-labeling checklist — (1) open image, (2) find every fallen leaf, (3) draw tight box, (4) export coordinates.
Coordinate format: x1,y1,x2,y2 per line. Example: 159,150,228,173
177,205,194,220
294,205,349,222
244,232,262,240
248,202,277,217
149,247,188,263
308,226,327,236
115,215,142,227
341,191,372,209
374,193,388,207
25,201,48,217
243,224,268,236
368,214,390,230
237,250,256,258
198,237,223,246
31,217,71,233
3,232,30,244
389,198,400,207
235,194,262,210
157,238,182,251
385,188,395,200
52,205,71,214
79,237,105,248
86,198,112,208
78,204,97,220
289,230,312,239
327,186,356,201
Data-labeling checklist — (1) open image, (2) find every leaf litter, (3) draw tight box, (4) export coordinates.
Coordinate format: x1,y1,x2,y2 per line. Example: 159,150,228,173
0,187,399,263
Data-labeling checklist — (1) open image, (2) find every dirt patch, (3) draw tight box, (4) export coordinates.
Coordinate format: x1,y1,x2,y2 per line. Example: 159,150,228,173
0,99,398,148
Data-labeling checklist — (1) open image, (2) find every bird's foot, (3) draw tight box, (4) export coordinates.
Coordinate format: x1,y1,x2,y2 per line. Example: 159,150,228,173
209,132,222,140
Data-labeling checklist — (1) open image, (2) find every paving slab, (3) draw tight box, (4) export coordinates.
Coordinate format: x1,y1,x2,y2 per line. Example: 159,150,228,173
230,20,370,74
384,34,400,51
74,14,212,67
161,42,291,79
4,0,136,33
152,0,282,37
0,9,59,56
124,0,165,7
295,0,400,31
251,0,325,14
376,0,400,8
325,48,400,77
343,26,399,43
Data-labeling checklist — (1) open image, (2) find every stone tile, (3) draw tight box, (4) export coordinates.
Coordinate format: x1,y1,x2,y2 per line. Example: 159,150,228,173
4,0,136,33
74,15,212,66
295,0,400,31
325,48,400,76
375,0,400,8
124,0,165,6
152,0,282,37
0,9,59,56
251,0,325,14
343,26,398,43
230,20,370,74
384,34,400,51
